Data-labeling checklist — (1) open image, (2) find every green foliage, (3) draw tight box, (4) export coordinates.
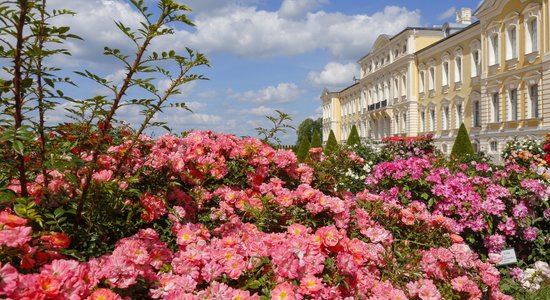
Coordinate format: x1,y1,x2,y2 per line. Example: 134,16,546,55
324,130,338,155
451,123,475,158
256,110,294,146
346,124,361,147
296,136,310,161
295,118,322,147
310,129,322,148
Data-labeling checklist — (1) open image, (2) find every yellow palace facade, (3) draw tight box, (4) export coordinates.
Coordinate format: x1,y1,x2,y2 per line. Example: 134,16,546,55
321,0,550,158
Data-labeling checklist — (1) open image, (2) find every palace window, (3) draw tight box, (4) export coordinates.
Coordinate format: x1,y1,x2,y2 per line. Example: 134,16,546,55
421,111,426,132
430,109,436,131
509,88,518,121
429,67,435,90
506,25,517,59
473,100,481,127
443,106,450,130
490,141,498,153
456,103,463,128
526,17,538,53
394,78,399,98
419,71,425,93
472,49,480,76
442,61,449,86
492,92,500,122
454,56,462,83
530,84,539,118
489,34,499,65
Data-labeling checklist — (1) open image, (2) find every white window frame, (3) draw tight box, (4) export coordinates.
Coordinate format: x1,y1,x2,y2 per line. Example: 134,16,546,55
454,56,462,83
488,31,500,66
430,108,436,131
508,88,518,121
492,92,500,122
441,53,450,87
523,4,540,54
443,105,450,130
472,100,481,127
505,24,518,60
470,40,481,77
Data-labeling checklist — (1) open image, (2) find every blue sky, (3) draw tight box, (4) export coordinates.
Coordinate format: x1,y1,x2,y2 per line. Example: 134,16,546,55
30,0,481,144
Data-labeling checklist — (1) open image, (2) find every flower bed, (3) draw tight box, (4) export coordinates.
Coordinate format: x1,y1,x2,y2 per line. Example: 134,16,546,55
0,131,528,299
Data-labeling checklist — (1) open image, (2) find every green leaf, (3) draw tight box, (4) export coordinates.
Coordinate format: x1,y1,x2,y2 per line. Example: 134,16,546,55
12,140,24,155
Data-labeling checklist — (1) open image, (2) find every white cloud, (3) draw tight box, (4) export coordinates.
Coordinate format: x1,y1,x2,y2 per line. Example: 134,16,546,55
43,1,421,62
437,6,456,20
105,69,127,85
48,0,145,67
229,105,279,116
157,79,198,97
157,5,421,59
307,62,359,87
197,90,218,98
186,101,207,111
278,0,328,19
162,112,222,127
228,83,302,104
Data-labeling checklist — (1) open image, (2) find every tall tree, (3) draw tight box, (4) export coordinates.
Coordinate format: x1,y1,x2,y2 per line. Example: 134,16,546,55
296,118,322,147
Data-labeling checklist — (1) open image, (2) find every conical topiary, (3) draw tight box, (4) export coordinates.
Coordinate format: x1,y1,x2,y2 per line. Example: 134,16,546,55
324,130,338,155
296,136,311,161
310,129,322,148
451,123,475,158
346,125,361,147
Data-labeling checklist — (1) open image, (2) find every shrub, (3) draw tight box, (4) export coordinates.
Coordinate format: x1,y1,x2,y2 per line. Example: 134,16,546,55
451,123,475,158
296,136,310,161
310,129,322,149
346,125,361,147
324,130,338,155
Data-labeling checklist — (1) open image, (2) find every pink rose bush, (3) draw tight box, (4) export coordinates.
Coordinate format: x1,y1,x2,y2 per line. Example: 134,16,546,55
365,154,549,263
0,131,522,298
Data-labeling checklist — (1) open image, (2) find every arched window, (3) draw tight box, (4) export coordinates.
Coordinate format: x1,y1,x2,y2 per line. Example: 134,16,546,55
506,25,517,59
509,88,518,121
489,34,499,65
529,84,539,118
492,92,500,122
473,100,481,127
454,56,462,83
442,61,449,86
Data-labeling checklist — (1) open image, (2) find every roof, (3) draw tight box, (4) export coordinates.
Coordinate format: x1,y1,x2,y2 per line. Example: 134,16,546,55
415,20,480,56
357,26,443,62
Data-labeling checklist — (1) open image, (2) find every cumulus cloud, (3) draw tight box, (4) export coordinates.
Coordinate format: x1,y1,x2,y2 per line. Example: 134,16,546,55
186,101,207,111
307,62,359,87
228,105,279,116
156,5,421,59
278,0,329,19
228,83,302,104
48,0,145,67
43,1,421,62
437,6,456,20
